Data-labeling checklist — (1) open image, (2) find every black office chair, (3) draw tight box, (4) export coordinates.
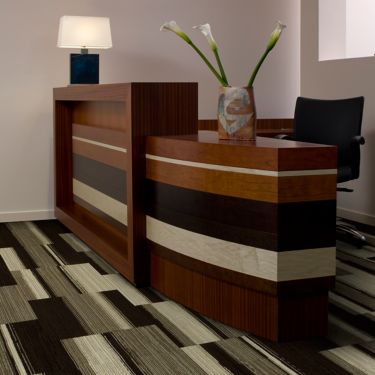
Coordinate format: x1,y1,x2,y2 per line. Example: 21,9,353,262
279,96,366,242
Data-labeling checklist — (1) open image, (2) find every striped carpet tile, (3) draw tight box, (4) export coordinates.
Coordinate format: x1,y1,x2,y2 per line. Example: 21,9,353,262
0,219,373,373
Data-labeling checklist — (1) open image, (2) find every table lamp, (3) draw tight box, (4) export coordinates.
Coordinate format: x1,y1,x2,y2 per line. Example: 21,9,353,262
57,16,112,84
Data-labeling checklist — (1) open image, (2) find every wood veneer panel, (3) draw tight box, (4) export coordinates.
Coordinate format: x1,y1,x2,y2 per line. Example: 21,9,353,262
278,175,337,203
198,118,294,132
56,205,130,277
150,252,329,341
73,123,127,148
73,102,127,131
73,139,127,171
53,83,130,101
147,135,279,171
146,159,336,203
147,133,337,171
55,101,73,208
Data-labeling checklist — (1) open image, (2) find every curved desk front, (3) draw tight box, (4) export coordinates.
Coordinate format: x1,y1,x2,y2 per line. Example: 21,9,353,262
145,131,337,342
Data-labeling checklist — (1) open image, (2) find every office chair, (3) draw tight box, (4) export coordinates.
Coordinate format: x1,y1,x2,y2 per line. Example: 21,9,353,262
279,96,366,242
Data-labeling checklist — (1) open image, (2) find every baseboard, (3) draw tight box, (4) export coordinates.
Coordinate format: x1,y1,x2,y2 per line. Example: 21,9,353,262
0,210,55,223
337,206,375,227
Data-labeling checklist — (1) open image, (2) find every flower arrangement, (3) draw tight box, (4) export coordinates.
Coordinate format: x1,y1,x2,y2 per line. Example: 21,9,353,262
160,21,286,87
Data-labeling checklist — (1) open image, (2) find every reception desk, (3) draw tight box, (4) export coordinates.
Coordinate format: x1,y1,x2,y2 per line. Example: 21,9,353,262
54,84,337,342
146,131,337,341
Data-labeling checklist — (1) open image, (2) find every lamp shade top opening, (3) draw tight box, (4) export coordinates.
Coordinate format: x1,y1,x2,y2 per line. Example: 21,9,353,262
57,15,112,49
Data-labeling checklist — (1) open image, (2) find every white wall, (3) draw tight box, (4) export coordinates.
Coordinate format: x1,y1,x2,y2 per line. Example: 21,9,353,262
301,0,375,225
0,0,300,221
346,0,375,59
319,0,346,61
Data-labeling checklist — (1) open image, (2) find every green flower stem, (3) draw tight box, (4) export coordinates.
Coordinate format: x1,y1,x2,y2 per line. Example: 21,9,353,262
247,48,270,88
213,48,229,86
188,41,227,86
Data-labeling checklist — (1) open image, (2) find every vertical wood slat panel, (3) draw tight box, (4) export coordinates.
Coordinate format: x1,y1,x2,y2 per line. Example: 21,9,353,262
150,252,329,341
55,101,73,208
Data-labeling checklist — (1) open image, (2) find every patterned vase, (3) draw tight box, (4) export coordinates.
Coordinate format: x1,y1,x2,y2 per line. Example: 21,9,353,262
218,86,257,140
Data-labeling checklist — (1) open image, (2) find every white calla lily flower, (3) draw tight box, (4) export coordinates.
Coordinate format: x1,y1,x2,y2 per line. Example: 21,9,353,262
267,21,286,51
193,23,217,50
160,21,191,43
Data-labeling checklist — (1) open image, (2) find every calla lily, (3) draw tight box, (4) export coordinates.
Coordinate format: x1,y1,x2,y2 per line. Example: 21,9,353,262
247,21,286,87
193,23,217,50
160,21,191,43
160,20,227,86
267,21,287,51
193,23,228,85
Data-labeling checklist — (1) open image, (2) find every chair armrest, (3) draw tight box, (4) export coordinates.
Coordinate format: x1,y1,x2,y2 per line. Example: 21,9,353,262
274,134,294,140
351,135,365,145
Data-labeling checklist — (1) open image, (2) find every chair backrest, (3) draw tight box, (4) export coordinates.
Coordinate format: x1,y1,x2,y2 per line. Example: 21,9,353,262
294,96,364,182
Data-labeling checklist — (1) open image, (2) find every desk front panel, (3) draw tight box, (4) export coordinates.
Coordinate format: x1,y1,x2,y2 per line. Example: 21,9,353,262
146,133,337,341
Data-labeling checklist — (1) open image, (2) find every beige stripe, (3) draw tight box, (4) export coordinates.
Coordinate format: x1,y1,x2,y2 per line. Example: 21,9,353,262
182,346,232,375
73,136,127,153
11,270,50,300
24,222,52,245
151,301,220,344
146,154,337,177
0,248,26,271
63,334,132,375
322,346,375,375
1,325,28,375
73,179,127,225
103,274,151,306
61,264,115,294
147,216,336,282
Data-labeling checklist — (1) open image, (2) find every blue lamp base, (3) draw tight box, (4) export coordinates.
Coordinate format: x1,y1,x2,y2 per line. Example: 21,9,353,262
70,54,99,84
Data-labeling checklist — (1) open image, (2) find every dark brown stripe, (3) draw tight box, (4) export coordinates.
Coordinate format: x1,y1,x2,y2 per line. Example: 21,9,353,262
73,154,127,203
201,342,253,375
147,132,337,171
0,257,17,286
104,333,145,375
29,298,87,339
149,240,334,296
73,196,128,234
146,181,336,251
73,137,127,171
8,320,81,374
253,337,351,375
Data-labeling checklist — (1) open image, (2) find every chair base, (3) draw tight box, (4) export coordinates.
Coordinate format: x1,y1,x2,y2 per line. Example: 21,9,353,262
336,218,366,242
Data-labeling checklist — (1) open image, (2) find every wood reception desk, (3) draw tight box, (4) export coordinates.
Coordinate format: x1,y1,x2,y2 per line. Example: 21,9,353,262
54,84,336,341
146,131,337,341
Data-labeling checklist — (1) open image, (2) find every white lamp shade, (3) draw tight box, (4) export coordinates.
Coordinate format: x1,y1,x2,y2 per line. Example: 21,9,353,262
57,16,112,49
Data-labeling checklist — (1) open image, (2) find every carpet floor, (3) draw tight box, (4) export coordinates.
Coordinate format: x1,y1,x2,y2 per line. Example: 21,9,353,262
0,220,374,374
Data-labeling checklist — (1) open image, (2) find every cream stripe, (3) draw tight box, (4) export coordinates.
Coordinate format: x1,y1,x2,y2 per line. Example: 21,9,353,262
63,335,132,375
182,346,232,375
73,179,127,225
0,325,28,375
146,154,337,177
73,136,127,153
0,248,26,271
146,216,336,282
323,346,375,375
